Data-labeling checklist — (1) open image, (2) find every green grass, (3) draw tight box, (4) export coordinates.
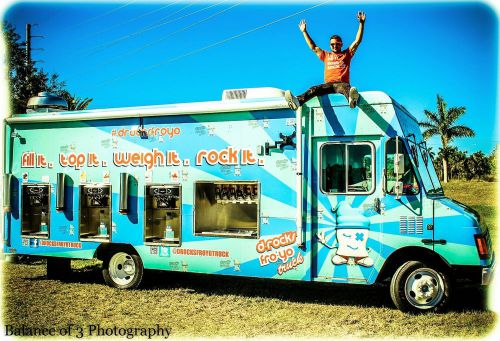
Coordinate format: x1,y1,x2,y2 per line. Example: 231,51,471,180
2,180,497,338
443,180,498,247
2,261,496,338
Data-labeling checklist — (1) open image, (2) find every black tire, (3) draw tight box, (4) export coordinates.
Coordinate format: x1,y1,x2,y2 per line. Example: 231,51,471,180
102,251,143,289
390,261,451,313
47,257,71,280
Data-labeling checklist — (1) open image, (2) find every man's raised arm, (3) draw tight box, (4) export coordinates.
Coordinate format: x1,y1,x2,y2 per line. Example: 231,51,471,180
299,19,322,57
349,11,366,54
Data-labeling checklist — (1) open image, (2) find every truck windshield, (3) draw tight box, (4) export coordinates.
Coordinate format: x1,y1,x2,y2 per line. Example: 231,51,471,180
417,142,444,196
404,138,443,196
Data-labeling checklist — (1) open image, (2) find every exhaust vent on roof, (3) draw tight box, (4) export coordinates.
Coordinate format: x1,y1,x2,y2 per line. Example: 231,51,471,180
26,92,68,113
222,87,285,101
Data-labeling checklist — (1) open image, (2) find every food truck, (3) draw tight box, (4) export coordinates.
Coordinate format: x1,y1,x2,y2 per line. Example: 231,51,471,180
1,88,494,313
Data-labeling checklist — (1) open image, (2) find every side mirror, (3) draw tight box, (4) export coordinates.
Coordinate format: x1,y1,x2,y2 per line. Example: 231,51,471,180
393,153,405,175
394,181,403,199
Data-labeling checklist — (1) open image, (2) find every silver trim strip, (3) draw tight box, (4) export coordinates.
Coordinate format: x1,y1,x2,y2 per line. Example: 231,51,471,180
296,107,303,246
482,254,496,286
6,100,290,124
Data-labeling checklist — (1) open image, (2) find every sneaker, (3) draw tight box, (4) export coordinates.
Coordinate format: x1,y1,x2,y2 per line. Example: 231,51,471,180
284,90,300,111
356,256,374,267
348,87,359,108
332,254,348,265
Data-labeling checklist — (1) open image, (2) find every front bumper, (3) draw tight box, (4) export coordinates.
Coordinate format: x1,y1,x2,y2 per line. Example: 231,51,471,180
481,253,495,286
451,253,495,286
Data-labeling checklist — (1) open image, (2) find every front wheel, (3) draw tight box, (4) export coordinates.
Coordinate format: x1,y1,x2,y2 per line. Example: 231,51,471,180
390,261,451,313
102,251,143,289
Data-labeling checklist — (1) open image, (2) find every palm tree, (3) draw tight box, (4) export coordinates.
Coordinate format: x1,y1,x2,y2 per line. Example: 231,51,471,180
58,90,93,111
419,95,475,183
69,96,93,111
427,146,436,160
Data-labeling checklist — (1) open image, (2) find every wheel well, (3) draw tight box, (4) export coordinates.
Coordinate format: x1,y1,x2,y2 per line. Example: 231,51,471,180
94,243,139,262
376,246,451,283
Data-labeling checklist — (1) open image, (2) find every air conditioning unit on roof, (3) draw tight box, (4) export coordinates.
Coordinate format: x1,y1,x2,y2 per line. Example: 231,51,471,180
222,87,285,101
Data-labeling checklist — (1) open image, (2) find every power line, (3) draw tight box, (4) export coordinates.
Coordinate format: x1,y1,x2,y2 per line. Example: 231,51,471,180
117,3,240,61
49,1,195,72
84,2,196,55
86,1,183,38
78,3,240,76
85,1,227,56
97,1,330,87
64,0,138,32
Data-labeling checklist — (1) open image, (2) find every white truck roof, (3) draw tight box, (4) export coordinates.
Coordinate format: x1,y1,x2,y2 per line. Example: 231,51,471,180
6,88,396,124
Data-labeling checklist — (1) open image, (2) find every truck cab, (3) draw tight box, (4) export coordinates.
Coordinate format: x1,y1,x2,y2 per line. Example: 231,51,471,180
303,91,494,312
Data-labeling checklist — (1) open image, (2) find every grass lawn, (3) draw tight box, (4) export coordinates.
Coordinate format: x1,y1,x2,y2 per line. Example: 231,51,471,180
442,180,498,248
2,181,497,338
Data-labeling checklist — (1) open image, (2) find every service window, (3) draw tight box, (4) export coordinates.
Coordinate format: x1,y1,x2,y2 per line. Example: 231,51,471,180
385,138,420,195
144,184,181,246
194,181,259,238
321,143,374,194
21,184,51,238
79,184,112,241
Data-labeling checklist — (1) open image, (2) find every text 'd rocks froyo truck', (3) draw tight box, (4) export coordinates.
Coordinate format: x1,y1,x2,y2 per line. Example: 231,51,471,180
1,88,495,313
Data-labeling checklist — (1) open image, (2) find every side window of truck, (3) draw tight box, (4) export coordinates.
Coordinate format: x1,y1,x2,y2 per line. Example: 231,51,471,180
385,138,420,195
194,181,259,238
321,143,374,194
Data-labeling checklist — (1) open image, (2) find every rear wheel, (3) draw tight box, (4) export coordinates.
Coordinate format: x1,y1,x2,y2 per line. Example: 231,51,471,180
102,251,143,289
390,261,451,313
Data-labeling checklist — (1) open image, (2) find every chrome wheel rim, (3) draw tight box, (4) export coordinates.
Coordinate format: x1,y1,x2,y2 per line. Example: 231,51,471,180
108,252,136,286
405,268,445,309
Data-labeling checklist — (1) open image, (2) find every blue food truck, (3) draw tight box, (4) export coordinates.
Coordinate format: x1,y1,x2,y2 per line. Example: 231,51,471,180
2,88,494,313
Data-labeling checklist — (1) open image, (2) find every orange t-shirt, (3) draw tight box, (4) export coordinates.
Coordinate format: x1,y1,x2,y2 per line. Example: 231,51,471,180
319,49,353,84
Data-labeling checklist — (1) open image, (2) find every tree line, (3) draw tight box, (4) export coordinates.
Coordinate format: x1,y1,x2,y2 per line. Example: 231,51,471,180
431,146,496,182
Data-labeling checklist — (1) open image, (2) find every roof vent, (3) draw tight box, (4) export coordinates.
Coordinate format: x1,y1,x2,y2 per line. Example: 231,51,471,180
26,92,68,113
222,87,285,101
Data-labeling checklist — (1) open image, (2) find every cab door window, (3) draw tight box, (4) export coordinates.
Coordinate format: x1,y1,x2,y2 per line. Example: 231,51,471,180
321,143,374,194
385,138,420,195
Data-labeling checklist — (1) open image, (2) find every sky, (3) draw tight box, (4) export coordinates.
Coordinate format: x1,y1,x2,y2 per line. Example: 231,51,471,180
1,0,498,154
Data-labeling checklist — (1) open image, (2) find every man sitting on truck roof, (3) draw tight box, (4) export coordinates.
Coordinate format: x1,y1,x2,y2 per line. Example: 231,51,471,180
285,11,366,110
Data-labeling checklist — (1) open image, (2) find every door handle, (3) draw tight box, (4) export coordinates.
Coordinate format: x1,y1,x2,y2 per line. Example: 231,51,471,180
421,239,447,245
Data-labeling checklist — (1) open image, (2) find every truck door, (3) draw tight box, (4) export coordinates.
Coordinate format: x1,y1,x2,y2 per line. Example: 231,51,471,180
311,137,382,284
381,137,434,253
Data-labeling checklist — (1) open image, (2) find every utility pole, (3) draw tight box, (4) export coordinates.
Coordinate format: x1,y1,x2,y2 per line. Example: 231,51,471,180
25,24,32,97
25,23,44,68
25,24,31,67
25,23,44,96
